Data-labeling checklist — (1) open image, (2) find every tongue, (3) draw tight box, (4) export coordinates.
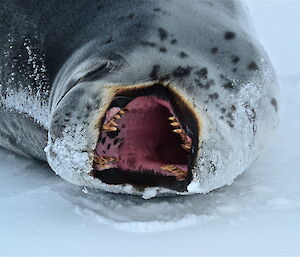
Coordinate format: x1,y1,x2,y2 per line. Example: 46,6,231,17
95,96,189,176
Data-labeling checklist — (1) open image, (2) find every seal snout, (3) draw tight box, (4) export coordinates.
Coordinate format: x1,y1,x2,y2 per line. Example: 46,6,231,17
89,84,199,192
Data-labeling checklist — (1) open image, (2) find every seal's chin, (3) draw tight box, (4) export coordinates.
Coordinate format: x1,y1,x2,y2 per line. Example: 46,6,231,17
89,84,199,192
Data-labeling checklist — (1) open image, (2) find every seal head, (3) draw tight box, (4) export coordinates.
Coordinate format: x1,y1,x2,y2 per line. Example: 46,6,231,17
2,0,275,197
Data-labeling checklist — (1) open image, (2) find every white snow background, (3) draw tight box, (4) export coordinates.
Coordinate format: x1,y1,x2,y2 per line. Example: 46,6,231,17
1,1,300,256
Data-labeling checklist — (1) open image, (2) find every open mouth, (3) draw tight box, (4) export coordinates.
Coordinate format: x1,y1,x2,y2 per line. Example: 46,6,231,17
89,84,199,192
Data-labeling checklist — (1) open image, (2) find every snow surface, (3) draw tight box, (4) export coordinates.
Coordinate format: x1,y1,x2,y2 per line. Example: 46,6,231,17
1,1,300,256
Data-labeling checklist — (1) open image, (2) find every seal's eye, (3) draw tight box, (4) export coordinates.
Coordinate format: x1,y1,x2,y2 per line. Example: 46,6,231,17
89,84,198,192
80,61,114,82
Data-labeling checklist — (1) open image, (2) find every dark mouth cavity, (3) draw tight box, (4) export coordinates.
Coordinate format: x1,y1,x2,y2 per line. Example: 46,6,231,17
90,84,198,192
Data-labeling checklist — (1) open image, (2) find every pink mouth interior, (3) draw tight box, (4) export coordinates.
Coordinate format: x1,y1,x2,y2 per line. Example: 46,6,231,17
95,96,190,178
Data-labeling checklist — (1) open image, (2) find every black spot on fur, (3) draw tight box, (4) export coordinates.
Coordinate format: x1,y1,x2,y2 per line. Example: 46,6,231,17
211,47,218,54
173,66,193,78
158,28,168,40
209,93,219,101
196,68,208,80
209,161,217,173
248,61,259,71
170,39,177,44
227,120,234,128
150,65,161,80
195,79,214,90
245,103,257,134
179,51,188,58
230,105,237,112
107,143,111,150
153,8,161,12
227,112,234,120
224,31,236,40
222,81,235,90
232,56,240,64
159,47,167,53
271,98,278,112
232,68,237,73
141,41,156,47
221,107,226,113
195,80,206,89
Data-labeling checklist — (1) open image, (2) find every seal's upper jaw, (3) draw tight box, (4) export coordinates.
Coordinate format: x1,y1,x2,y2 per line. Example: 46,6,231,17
89,84,199,192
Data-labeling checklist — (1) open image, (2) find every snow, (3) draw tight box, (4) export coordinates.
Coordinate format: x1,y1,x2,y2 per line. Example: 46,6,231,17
1,89,49,128
1,1,300,256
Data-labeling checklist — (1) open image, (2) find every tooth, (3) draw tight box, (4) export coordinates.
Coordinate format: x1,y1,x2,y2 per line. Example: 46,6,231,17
108,157,118,164
114,114,121,119
119,108,129,114
168,116,176,121
161,165,187,179
95,156,118,167
182,144,191,151
96,164,112,169
170,122,180,127
173,129,183,134
103,125,117,132
109,120,118,126
161,165,177,172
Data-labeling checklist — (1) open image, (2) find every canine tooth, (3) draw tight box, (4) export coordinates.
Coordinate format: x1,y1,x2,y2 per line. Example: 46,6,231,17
170,122,180,127
173,129,183,134
168,116,176,121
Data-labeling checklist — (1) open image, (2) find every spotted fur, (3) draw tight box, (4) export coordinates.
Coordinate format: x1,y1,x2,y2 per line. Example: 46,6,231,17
0,0,279,196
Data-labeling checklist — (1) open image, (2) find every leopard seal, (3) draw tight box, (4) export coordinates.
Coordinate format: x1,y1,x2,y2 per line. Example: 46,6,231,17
0,0,279,198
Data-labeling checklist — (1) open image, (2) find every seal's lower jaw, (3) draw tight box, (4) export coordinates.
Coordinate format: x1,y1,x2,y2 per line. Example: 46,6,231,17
89,84,199,192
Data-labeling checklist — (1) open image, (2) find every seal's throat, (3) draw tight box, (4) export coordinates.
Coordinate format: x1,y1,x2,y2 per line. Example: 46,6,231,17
90,85,198,192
